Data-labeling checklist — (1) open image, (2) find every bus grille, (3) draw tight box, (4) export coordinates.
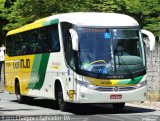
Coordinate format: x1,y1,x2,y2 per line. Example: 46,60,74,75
94,86,138,91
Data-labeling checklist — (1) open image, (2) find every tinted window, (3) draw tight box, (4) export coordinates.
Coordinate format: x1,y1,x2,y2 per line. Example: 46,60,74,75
6,24,60,56
61,22,75,69
49,24,60,52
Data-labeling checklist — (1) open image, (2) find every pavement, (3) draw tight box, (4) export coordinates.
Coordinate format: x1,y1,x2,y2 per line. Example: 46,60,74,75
1,91,160,121
0,88,4,93
127,101,160,111
1,89,160,111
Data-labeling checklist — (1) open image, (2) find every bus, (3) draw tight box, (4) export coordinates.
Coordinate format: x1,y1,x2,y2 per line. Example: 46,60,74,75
5,12,155,111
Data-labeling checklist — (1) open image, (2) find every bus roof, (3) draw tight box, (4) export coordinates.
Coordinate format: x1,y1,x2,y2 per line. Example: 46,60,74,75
7,12,139,36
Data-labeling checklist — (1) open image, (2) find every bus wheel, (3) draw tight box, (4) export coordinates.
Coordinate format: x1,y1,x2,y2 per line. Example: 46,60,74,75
15,82,25,103
112,103,125,112
56,84,68,111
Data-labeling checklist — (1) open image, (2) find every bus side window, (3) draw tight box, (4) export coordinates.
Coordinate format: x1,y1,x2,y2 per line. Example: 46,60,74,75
29,30,41,54
14,34,23,55
61,22,75,70
22,32,29,55
49,24,60,52
39,27,50,53
6,36,14,56
34,32,40,53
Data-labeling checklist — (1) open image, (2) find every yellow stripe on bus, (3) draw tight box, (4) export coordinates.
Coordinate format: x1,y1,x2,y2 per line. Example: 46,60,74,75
84,77,119,86
7,23,43,35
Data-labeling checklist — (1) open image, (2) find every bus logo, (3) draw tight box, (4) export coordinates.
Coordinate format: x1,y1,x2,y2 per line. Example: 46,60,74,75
113,87,119,92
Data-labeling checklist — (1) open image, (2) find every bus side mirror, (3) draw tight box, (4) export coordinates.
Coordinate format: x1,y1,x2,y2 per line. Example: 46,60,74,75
141,29,155,51
69,29,79,51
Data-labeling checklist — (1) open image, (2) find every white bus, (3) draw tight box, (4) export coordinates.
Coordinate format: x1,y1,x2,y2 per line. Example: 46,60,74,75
5,12,155,111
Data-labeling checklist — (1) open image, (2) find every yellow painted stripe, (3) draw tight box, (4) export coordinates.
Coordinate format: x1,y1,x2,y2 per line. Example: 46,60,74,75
33,18,47,23
7,17,47,36
85,77,119,86
7,23,43,35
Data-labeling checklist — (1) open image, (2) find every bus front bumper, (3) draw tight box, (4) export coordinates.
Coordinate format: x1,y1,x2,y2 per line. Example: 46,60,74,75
76,85,146,103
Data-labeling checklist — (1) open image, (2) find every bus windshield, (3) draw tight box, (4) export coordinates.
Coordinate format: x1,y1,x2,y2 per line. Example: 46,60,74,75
76,27,145,76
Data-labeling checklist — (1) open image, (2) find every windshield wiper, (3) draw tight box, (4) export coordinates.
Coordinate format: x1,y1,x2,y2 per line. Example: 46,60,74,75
98,53,112,76
114,50,135,80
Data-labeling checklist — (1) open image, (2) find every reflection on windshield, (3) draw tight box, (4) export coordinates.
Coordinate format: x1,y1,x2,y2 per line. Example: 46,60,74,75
112,29,141,57
77,28,112,74
76,27,145,75
111,29,144,73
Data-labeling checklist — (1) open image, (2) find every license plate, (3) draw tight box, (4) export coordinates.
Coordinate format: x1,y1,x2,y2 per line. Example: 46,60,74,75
110,94,122,99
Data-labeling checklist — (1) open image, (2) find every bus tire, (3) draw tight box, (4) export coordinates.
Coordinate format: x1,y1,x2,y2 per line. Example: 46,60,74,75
55,82,68,111
112,103,125,112
15,82,26,103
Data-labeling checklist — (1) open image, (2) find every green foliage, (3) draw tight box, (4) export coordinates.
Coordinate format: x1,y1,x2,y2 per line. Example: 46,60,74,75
88,0,160,38
141,0,160,37
89,0,124,12
1,0,90,31
0,0,159,44
0,0,6,45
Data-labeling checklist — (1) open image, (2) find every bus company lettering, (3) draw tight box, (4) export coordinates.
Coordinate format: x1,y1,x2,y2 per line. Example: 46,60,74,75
52,62,61,66
13,59,30,69
5,62,11,67
52,61,61,67
101,81,112,85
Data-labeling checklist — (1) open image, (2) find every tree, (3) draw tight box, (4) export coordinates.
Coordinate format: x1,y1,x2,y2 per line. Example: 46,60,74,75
140,0,160,37
2,0,90,31
88,0,126,13
0,0,159,41
0,0,7,45
89,0,160,38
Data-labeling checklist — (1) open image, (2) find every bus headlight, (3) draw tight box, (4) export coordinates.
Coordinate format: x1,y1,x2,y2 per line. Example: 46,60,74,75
76,79,90,88
137,80,147,88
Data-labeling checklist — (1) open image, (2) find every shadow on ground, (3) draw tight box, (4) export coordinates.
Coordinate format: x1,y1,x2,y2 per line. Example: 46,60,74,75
10,99,156,115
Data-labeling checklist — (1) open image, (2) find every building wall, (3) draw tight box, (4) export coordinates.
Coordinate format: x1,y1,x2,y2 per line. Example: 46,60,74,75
146,43,160,101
